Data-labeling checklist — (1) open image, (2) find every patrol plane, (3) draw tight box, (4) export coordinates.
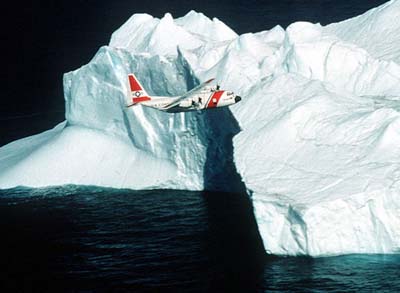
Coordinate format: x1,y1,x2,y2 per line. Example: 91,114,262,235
126,73,241,113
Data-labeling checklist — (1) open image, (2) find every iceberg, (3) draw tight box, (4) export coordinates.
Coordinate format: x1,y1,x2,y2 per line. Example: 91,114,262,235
0,47,240,191
1,2,399,256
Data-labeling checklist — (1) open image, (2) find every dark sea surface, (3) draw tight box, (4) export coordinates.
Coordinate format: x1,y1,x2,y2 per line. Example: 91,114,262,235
1,187,399,292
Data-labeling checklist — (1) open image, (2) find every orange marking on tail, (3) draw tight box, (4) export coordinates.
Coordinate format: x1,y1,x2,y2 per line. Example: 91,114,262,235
132,96,151,103
128,75,142,92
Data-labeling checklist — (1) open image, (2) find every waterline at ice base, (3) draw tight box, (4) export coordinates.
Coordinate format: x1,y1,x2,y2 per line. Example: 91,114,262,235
0,1,399,256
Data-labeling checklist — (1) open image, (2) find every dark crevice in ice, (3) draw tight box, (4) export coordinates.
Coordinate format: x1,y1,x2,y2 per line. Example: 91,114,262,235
202,107,246,194
176,51,266,257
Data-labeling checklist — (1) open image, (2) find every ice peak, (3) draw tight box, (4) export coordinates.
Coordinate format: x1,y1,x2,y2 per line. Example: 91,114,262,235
176,10,237,41
160,12,174,24
182,9,208,20
110,10,237,56
286,22,322,44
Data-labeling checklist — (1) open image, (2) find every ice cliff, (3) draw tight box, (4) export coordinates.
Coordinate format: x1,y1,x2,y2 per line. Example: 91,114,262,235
0,48,240,190
1,1,399,256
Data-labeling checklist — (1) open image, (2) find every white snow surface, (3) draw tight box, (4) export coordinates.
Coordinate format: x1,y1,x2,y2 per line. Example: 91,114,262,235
1,6,400,256
325,0,400,64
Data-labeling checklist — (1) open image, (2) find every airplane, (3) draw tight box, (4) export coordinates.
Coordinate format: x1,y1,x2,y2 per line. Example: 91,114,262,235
126,73,241,113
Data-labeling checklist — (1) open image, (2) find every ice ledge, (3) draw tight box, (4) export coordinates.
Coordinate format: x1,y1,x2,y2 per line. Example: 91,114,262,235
254,186,400,256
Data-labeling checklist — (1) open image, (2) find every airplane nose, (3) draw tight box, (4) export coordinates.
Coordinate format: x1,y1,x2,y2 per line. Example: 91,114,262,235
235,96,241,103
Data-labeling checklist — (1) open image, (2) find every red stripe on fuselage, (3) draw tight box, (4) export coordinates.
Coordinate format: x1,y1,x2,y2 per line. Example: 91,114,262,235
128,75,142,91
207,90,224,108
132,96,151,103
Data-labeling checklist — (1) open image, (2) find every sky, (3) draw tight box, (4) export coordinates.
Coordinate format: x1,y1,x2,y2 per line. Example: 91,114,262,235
0,0,388,145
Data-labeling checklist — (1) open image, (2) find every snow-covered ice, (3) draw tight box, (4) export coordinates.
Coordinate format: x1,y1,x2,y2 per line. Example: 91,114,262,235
1,2,400,256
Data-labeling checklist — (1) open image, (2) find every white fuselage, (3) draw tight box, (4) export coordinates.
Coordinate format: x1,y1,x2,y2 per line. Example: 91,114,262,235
127,74,241,113
142,86,239,112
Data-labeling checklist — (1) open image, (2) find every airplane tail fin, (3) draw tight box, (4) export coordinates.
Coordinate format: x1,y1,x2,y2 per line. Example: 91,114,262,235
127,73,152,107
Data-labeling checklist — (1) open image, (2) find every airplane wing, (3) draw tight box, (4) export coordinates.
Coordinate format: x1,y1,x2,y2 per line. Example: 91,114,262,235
162,78,215,109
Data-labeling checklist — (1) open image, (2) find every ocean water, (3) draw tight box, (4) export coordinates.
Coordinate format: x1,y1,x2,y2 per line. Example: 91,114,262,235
1,186,399,292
